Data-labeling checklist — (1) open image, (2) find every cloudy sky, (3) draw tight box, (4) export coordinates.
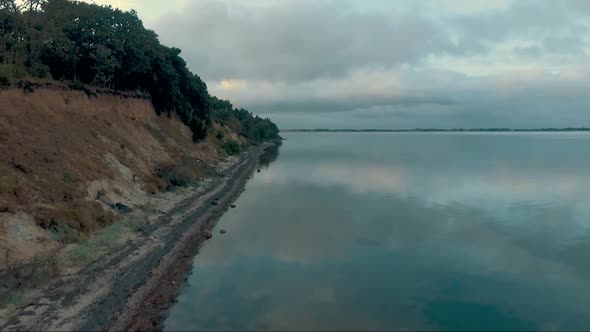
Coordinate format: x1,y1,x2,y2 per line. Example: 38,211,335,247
85,0,590,129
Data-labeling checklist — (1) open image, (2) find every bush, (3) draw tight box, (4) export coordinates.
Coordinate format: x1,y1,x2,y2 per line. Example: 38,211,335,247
222,139,241,155
35,201,114,241
49,224,82,243
0,74,9,86
68,220,127,265
63,172,78,184
67,80,85,90
122,216,145,233
167,170,192,187
69,241,98,265
19,80,35,94
30,64,50,79
155,159,210,190
0,64,22,86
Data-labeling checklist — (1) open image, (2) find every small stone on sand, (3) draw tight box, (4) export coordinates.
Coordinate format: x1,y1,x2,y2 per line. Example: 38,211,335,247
201,229,213,239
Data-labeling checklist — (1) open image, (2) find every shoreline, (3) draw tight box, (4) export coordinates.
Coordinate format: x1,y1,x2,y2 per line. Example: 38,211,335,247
0,143,273,331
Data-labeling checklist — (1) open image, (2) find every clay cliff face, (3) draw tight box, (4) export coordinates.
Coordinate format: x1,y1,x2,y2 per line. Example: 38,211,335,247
0,87,237,267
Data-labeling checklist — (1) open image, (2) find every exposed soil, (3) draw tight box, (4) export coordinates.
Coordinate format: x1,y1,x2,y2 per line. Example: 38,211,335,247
0,87,240,268
0,143,270,331
0,86,275,331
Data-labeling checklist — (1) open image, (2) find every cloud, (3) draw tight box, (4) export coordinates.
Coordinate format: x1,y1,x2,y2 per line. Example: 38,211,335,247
210,67,457,114
451,1,576,43
186,141,590,299
208,64,590,129
147,0,590,128
513,45,542,57
79,0,187,21
154,0,464,83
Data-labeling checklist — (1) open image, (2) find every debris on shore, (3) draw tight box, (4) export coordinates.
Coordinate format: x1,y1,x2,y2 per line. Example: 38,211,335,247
201,228,213,239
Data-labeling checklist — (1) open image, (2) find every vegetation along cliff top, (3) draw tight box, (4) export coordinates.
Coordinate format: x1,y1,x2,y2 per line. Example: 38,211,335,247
0,0,280,142
0,0,281,304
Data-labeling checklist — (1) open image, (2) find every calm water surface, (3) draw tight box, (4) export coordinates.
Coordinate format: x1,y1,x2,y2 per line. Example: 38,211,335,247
165,132,590,331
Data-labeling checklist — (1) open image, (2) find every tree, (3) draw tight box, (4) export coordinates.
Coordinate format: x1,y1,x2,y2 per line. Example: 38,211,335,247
22,0,48,74
90,45,119,87
0,0,280,143
0,0,23,67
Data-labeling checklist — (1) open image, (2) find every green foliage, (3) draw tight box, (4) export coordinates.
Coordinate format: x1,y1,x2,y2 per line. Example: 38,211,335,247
222,139,242,155
62,172,77,184
67,80,85,90
50,226,67,242
48,223,83,243
121,216,145,232
0,0,279,144
156,161,206,190
68,219,128,265
165,169,193,188
68,240,98,265
214,107,281,143
0,290,24,308
0,64,16,85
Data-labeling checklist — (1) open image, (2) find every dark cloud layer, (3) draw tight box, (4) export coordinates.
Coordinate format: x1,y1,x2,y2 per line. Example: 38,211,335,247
155,0,462,83
153,0,590,129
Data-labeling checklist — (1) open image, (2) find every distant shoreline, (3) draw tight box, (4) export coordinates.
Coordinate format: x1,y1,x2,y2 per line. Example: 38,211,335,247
281,128,590,133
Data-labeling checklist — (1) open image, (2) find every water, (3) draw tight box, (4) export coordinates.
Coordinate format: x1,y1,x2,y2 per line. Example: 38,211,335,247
165,132,590,331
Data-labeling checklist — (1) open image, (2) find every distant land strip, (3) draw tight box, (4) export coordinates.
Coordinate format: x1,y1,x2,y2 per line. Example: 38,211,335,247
281,128,590,133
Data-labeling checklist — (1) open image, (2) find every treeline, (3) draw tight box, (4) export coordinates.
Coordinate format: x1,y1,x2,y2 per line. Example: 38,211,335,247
0,0,279,142
210,97,280,142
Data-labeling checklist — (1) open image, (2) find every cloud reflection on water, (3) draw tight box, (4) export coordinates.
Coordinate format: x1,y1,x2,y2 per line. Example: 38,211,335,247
166,133,590,331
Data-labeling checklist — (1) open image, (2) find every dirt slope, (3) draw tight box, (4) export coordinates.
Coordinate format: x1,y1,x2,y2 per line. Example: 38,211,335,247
0,86,234,269
0,144,268,331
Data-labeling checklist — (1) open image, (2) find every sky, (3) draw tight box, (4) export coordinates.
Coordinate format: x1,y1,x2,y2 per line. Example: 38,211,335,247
83,0,590,129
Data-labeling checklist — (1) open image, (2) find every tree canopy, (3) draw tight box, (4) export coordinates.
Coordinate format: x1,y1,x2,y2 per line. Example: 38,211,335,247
0,0,279,142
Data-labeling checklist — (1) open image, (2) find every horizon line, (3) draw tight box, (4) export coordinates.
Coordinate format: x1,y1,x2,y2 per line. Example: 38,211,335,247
281,127,590,132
